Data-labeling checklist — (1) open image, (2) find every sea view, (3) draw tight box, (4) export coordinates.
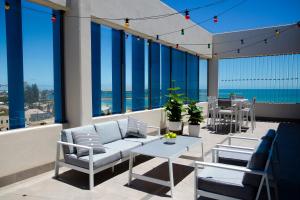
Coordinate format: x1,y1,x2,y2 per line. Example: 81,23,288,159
100,89,300,112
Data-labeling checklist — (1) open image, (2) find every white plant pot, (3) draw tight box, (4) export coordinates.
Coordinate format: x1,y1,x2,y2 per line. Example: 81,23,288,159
168,121,182,131
188,124,200,137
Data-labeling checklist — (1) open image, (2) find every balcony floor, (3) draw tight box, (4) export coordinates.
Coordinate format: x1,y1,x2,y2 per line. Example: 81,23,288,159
0,121,281,200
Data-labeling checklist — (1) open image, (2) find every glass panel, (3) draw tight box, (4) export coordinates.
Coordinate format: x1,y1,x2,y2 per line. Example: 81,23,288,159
101,25,112,115
0,1,9,131
22,1,54,127
187,54,199,101
199,59,208,101
218,54,300,103
171,49,186,95
125,33,132,112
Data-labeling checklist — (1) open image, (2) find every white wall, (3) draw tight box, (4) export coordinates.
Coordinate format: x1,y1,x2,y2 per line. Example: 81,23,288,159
0,124,62,177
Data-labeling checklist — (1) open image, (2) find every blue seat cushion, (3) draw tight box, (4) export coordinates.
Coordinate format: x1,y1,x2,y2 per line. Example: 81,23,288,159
64,148,121,169
242,139,271,187
197,167,256,200
103,140,142,158
94,121,122,144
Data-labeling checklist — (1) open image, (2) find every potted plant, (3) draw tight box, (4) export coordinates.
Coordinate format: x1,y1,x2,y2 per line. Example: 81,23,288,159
187,101,204,137
164,83,186,133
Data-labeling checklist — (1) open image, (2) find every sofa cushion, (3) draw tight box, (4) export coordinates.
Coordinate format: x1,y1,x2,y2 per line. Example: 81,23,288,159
218,147,252,167
61,125,96,154
261,129,276,142
197,167,256,200
124,135,161,145
125,117,147,138
242,139,271,187
64,148,121,169
94,121,122,144
103,140,142,158
117,118,128,138
72,129,106,157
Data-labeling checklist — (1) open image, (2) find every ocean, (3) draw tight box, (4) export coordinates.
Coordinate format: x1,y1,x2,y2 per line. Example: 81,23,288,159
100,89,300,112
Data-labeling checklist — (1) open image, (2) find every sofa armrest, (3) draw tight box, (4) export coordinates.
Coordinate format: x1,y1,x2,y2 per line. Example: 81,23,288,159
228,135,259,145
195,161,265,176
147,126,161,136
57,141,92,150
216,144,255,151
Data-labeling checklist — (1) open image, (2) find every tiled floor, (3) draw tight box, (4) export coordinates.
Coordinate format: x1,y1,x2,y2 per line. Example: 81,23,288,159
0,121,279,200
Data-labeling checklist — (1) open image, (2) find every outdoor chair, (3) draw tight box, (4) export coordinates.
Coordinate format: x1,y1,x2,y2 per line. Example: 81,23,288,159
194,129,277,200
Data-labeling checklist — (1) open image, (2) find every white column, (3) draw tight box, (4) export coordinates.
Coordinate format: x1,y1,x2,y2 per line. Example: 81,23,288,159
208,57,219,97
64,0,92,127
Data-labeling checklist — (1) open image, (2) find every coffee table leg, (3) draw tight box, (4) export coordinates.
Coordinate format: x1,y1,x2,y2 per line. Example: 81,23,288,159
128,153,133,185
168,159,174,198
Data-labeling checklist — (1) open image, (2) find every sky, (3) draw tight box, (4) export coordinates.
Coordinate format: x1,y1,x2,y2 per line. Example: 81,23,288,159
0,0,299,92
162,0,300,33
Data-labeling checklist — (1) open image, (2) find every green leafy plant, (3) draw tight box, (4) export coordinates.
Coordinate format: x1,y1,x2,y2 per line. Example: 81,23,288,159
187,101,204,125
164,82,186,122
164,132,177,139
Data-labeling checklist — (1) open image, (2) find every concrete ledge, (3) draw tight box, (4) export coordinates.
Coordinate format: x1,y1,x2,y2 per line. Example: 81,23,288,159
0,124,63,178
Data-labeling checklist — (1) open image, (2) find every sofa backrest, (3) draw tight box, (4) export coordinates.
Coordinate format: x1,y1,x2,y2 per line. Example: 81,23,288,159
261,129,276,142
61,125,96,154
94,121,122,144
242,137,272,187
117,118,128,138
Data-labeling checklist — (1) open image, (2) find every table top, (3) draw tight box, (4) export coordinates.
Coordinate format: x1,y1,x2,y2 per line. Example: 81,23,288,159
232,98,248,102
130,136,202,159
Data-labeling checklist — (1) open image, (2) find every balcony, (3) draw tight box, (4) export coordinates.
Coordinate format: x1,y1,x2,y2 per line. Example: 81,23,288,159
0,0,300,200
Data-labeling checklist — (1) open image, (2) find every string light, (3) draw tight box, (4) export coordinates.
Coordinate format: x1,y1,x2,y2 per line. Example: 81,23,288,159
137,36,140,41
156,35,159,40
125,34,129,39
181,29,185,35
240,39,244,45
208,44,211,48
124,18,129,28
275,29,280,37
5,1,10,10
213,16,218,23
176,44,179,48
264,39,268,44
185,10,190,20
51,14,57,23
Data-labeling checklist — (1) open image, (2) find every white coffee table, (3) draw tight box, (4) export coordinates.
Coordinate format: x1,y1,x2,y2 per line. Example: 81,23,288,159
128,136,203,198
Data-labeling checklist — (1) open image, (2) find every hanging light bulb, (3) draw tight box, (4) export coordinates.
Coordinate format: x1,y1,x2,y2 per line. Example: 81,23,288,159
156,35,159,40
240,39,244,45
264,39,268,44
147,40,151,46
185,10,190,20
181,29,185,35
213,16,218,23
51,14,57,23
297,21,300,28
125,34,129,39
208,44,211,49
275,29,280,37
5,1,10,10
237,49,240,54
176,44,179,48
124,18,130,28
137,36,140,41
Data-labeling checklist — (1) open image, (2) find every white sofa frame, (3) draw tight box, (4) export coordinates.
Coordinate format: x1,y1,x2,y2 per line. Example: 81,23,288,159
194,134,278,200
54,125,160,190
